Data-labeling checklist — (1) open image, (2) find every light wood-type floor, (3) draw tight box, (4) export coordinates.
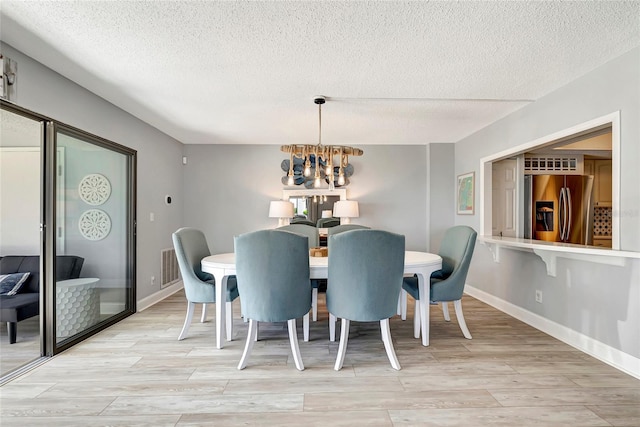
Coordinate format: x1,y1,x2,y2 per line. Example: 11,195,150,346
0,316,40,376
1,290,638,426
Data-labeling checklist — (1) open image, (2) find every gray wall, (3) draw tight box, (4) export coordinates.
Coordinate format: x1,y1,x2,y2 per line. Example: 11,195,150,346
2,43,185,301
455,47,640,361
3,41,456,304
428,143,455,252
183,144,432,253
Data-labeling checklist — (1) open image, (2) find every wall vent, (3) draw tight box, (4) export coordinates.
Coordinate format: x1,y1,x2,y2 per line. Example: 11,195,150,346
161,248,180,288
524,155,583,174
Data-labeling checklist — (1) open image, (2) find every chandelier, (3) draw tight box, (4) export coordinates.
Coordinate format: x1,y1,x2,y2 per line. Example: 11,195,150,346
281,96,363,190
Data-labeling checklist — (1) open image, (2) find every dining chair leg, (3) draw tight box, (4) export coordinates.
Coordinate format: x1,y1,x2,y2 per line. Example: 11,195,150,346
225,301,233,342
303,312,310,342
201,303,208,323
413,299,421,339
312,288,318,321
288,319,305,371
454,299,472,339
380,318,401,370
178,301,195,340
442,301,451,322
238,319,258,370
329,313,337,342
334,318,350,371
400,289,407,320
397,289,408,319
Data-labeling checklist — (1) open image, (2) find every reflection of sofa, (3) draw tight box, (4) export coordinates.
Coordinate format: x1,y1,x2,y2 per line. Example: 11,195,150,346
0,255,84,344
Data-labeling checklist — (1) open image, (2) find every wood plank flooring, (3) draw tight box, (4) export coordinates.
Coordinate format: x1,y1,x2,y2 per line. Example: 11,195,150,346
0,316,40,375
1,291,638,426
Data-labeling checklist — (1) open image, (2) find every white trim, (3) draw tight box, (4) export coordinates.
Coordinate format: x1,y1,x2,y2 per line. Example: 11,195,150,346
479,235,639,276
465,284,640,380
425,144,431,251
479,111,620,249
611,113,620,250
137,280,184,311
282,188,347,200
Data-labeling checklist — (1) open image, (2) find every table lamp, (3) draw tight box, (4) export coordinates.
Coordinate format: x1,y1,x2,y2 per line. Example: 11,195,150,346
269,200,294,227
333,200,359,224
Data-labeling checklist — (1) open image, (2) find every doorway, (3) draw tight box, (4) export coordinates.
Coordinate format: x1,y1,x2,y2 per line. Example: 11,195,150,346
0,108,43,377
50,124,137,353
0,102,137,380
486,115,616,248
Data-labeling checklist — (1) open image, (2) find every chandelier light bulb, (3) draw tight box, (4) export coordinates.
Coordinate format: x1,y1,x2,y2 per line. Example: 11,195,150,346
314,176,322,188
287,174,294,186
338,172,345,186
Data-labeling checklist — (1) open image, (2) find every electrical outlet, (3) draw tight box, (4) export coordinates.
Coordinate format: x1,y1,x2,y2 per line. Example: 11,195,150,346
535,290,543,303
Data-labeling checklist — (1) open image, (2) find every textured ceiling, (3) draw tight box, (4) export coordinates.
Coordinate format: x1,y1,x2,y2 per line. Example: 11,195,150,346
1,1,639,145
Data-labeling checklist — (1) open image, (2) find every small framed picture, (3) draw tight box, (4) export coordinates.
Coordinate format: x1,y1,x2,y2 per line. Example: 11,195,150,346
457,172,475,215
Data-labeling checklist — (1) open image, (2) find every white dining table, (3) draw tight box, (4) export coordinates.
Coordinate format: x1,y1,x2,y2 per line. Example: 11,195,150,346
201,250,442,349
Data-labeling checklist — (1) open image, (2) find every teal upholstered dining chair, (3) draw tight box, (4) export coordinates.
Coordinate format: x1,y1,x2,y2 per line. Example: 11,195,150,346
402,225,477,339
327,224,370,235
234,229,312,371
327,229,405,371
278,224,320,323
172,227,239,341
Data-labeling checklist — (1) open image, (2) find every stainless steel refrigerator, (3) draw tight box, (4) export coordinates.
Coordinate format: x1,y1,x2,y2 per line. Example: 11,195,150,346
524,174,594,245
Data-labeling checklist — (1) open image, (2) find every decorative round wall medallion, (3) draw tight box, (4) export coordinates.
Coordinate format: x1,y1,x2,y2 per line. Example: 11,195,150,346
78,209,111,241
78,173,111,205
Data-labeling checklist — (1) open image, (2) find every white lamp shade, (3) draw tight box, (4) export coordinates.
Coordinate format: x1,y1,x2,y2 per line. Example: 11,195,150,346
269,200,294,219
321,210,333,218
333,200,359,218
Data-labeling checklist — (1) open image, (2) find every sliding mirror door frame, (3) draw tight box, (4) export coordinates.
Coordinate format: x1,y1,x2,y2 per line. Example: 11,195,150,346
46,122,137,355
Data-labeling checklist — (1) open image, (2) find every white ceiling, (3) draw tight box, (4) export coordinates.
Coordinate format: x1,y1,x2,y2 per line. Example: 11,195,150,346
1,1,638,146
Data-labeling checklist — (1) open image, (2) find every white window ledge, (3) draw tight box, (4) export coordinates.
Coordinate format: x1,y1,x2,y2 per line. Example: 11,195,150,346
478,236,640,277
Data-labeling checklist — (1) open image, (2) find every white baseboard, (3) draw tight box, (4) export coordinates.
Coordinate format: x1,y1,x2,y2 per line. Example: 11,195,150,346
137,281,184,312
465,285,640,380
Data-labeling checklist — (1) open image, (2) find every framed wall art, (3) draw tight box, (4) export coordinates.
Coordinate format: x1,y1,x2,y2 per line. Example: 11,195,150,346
457,171,475,215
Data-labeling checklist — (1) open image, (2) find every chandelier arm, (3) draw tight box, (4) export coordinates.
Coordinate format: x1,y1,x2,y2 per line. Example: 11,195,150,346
288,146,294,175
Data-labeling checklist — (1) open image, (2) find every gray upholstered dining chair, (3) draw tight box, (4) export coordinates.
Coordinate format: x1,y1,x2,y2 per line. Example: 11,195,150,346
290,218,316,226
327,229,405,371
172,227,239,341
278,224,320,322
316,217,340,228
327,224,370,235
277,224,318,247
402,225,477,339
234,229,312,371
329,224,400,324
